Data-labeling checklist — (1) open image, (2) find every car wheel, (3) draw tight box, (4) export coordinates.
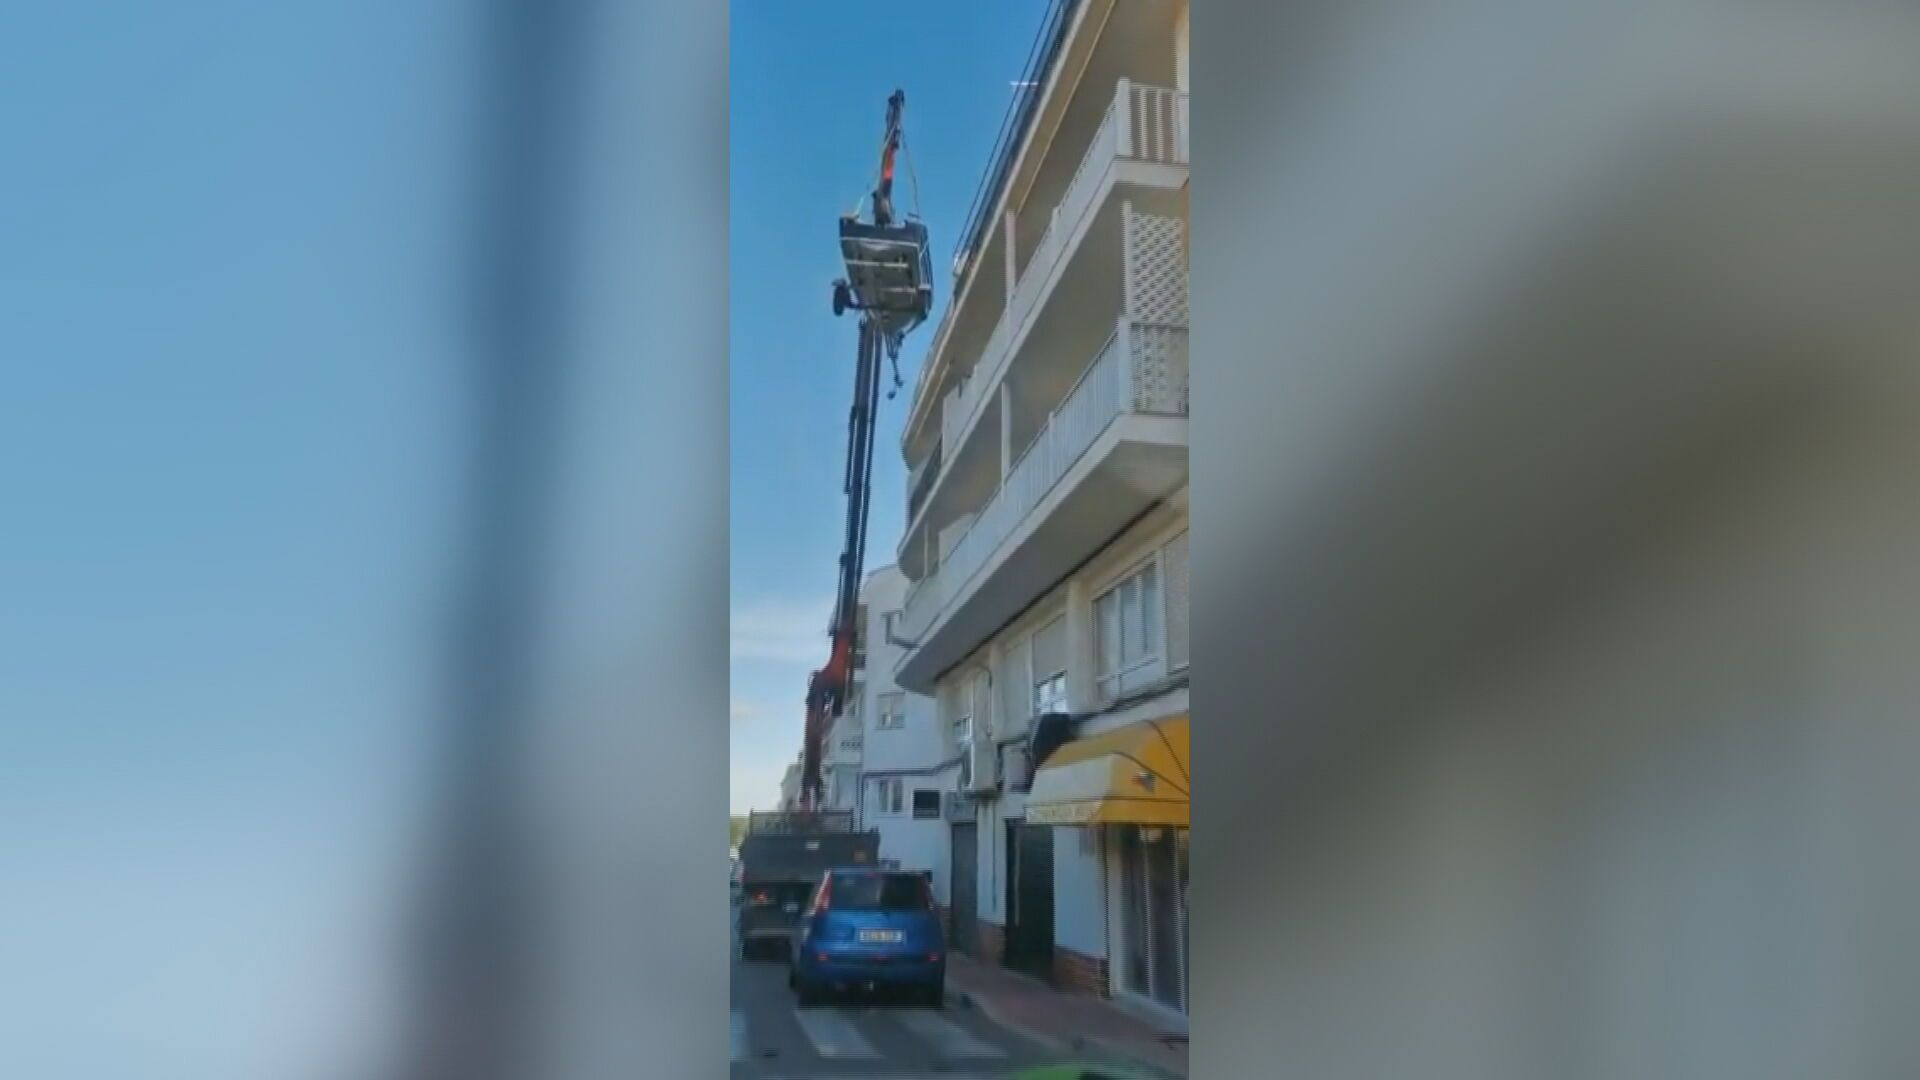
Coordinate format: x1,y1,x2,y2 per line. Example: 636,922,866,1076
922,984,944,1009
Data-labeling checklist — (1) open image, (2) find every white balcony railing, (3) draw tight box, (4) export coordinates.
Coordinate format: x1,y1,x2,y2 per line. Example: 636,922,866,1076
897,318,1189,642
913,81,1188,538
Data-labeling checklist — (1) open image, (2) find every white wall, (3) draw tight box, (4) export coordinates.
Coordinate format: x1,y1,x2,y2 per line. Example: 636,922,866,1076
1054,825,1106,959
866,798,956,905
976,798,1006,926
860,568,947,775
856,565,953,900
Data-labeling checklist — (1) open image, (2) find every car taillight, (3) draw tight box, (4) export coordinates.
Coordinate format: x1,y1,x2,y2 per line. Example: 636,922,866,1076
752,891,768,905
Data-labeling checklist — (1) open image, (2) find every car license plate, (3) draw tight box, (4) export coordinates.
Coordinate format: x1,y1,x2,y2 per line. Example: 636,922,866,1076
783,902,799,913
858,929,903,943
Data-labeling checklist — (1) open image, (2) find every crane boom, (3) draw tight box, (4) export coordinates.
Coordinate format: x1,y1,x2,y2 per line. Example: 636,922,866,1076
802,90,933,808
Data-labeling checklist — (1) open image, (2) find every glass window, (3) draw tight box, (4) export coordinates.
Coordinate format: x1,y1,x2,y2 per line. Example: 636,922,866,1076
1031,616,1067,718
876,692,905,730
912,789,940,818
1096,559,1167,700
831,872,933,912
1098,591,1121,679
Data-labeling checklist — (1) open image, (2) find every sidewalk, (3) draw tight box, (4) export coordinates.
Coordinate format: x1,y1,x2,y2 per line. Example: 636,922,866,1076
947,954,1189,1078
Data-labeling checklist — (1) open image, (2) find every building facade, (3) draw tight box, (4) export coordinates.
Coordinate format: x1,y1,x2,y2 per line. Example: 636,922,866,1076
852,566,958,912
888,0,1191,1025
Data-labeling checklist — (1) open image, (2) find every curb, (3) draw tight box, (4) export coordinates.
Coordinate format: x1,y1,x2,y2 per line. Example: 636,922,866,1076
951,986,1186,1079
952,986,1071,1054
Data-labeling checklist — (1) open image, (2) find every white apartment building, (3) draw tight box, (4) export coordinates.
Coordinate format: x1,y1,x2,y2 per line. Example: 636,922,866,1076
819,601,867,814
852,565,957,907
889,0,1190,1024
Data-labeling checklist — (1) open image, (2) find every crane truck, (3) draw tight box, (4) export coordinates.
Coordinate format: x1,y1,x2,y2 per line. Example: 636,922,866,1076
799,90,934,810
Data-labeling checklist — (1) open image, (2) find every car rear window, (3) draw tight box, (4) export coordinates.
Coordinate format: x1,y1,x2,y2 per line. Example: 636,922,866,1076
829,873,930,912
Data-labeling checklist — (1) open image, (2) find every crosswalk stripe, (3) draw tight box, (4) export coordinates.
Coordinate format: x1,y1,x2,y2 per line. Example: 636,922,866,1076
791,1006,880,1058
729,1009,747,1063
893,1009,1007,1060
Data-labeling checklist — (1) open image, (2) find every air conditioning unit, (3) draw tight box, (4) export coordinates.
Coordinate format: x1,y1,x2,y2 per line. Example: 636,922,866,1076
963,738,998,794
1000,741,1033,793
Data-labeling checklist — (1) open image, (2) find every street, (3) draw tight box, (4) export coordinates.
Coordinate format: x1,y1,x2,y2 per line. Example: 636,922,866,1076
729,902,1063,1079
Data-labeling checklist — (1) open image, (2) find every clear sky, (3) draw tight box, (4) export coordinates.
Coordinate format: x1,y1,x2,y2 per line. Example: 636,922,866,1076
729,3,1047,815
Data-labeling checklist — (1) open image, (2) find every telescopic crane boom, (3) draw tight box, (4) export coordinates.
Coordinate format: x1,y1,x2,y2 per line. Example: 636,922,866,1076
801,90,933,809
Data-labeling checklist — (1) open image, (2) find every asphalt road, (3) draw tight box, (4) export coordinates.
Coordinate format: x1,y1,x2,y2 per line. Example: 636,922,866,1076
729,900,1066,1080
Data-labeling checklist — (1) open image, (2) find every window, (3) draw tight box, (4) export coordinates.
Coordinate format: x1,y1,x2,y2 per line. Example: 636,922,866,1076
876,692,905,730
1096,559,1165,701
1031,616,1068,717
829,871,933,912
943,677,974,786
969,669,992,740
1001,636,1031,738
948,679,973,747
912,789,941,818
873,777,905,815
852,604,868,668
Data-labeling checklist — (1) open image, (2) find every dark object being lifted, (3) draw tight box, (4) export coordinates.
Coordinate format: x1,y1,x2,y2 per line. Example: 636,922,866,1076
831,89,933,340
835,218,933,336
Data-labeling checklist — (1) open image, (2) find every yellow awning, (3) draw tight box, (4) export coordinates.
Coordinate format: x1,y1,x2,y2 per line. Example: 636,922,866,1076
1025,714,1188,827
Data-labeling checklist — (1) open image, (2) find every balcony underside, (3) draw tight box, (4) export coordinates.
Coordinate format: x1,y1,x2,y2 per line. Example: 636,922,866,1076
896,415,1188,694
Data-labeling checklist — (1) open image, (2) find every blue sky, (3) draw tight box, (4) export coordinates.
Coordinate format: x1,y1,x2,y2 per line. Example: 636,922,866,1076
729,3,1046,814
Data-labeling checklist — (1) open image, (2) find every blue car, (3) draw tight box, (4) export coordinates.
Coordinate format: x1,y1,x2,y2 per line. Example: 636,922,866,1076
788,868,945,1006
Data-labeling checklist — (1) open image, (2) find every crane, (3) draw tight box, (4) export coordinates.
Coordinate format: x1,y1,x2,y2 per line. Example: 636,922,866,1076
801,89,934,809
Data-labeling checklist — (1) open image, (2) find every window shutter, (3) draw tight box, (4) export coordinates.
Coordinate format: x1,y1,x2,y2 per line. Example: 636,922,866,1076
1032,616,1065,680
1165,532,1189,669
1097,591,1121,680
1002,636,1031,737
1139,563,1161,665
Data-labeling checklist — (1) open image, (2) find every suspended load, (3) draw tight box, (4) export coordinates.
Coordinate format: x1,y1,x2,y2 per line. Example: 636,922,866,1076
832,90,934,343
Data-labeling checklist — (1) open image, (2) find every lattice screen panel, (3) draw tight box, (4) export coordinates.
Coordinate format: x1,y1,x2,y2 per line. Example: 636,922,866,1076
1129,324,1190,416
1123,205,1189,325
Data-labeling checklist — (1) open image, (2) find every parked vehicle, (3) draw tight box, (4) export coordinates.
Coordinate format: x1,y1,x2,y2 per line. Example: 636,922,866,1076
787,868,945,1006
736,810,878,962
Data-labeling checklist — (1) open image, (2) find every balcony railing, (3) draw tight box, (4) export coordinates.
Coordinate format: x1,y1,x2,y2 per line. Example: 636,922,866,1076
907,438,941,523
898,318,1189,642
913,80,1189,538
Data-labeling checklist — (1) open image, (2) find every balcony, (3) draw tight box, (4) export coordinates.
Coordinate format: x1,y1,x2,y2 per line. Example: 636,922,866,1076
902,80,1187,576
906,439,941,525
895,316,1188,693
